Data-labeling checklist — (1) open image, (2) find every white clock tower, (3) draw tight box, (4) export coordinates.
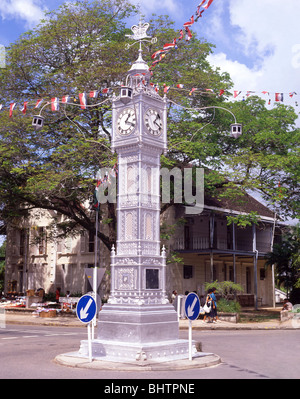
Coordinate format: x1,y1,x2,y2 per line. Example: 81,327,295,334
79,21,195,363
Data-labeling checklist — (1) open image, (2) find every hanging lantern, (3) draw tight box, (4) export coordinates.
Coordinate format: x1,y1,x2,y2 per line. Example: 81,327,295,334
32,115,44,130
120,87,133,104
230,123,242,138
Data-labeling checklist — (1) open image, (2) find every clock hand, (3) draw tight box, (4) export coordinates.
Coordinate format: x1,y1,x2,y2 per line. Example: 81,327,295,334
125,113,135,126
153,115,161,128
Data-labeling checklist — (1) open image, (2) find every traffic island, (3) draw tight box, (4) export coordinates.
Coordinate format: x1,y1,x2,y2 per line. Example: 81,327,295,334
54,351,221,371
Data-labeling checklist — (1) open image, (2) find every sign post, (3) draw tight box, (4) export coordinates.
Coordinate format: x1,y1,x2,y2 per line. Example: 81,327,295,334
76,294,97,362
184,292,201,361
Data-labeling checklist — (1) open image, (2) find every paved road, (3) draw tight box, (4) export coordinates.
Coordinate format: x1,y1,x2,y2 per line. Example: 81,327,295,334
0,325,299,380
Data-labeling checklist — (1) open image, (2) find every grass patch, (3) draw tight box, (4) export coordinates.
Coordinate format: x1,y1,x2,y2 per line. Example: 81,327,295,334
239,310,280,323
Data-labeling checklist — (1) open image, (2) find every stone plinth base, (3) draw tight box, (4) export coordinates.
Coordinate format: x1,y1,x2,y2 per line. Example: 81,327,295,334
78,338,196,363
97,303,179,343
78,302,197,363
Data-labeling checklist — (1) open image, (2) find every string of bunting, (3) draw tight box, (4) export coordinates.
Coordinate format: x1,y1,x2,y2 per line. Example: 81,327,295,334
149,0,215,72
162,85,299,106
0,0,298,117
1,84,298,119
1,88,113,118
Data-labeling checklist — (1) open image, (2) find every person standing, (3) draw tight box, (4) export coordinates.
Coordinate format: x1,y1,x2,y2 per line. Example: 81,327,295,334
203,289,213,323
210,287,219,323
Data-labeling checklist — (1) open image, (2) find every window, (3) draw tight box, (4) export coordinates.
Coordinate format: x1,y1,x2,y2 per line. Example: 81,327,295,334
88,230,94,252
260,268,266,280
183,265,193,279
37,227,46,255
146,269,159,289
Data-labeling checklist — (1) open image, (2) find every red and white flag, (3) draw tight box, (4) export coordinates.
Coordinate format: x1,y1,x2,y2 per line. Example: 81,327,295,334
9,103,16,118
79,92,87,109
34,99,43,109
203,0,214,9
21,101,28,115
185,26,193,41
163,42,177,50
183,15,194,28
51,97,59,111
62,95,70,104
178,29,184,41
152,49,164,59
234,91,241,98
102,88,112,95
275,93,284,102
163,84,170,94
89,90,98,98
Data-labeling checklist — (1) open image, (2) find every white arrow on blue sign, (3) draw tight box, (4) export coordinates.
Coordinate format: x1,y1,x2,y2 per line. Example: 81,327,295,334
76,295,97,324
184,292,201,321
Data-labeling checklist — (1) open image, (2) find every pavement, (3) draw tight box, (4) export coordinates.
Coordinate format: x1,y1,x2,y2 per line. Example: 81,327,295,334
2,308,298,371
2,307,297,330
1,306,297,330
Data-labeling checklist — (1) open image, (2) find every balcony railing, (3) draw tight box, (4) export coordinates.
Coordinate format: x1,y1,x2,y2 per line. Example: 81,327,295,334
174,235,271,253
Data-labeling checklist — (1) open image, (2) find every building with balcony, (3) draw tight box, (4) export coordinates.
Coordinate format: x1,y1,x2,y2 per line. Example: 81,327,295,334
162,192,281,307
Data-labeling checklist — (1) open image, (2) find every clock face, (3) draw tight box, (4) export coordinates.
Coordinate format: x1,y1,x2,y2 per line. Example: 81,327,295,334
144,108,163,136
117,108,136,135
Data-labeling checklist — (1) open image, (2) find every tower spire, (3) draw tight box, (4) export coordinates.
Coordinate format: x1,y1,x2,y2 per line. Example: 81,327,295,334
125,18,157,76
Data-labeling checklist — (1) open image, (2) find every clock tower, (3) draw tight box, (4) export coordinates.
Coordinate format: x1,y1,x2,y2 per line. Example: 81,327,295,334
79,21,195,363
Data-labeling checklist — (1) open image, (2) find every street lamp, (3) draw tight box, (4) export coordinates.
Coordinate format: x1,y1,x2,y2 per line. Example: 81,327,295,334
32,115,44,130
231,122,243,138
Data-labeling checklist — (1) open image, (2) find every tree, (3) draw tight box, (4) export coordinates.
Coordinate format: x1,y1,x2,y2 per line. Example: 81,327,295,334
0,0,298,251
0,0,139,249
265,224,300,300
0,241,5,293
223,97,300,220
0,0,230,249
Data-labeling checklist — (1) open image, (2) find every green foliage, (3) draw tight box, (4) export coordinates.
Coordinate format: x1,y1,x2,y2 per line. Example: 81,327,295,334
265,224,300,293
227,211,260,228
0,0,298,253
217,298,241,313
205,280,244,300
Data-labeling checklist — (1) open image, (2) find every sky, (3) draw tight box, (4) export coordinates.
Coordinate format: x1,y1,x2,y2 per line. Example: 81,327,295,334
0,0,299,117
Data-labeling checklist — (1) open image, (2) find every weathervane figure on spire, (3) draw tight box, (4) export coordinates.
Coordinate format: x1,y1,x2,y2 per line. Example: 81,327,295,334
125,18,157,50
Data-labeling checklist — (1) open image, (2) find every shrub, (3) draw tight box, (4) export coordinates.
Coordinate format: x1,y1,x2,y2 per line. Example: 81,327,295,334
217,298,241,313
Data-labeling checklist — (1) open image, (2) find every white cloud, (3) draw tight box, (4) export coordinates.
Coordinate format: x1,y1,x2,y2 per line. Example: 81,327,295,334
207,52,263,91
206,0,300,113
0,0,46,27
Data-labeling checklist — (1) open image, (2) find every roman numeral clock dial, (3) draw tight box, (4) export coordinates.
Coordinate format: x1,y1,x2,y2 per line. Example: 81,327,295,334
117,108,136,135
144,108,163,136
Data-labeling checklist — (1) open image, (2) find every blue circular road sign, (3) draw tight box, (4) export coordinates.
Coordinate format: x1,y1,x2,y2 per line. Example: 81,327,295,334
184,292,201,321
76,295,97,324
